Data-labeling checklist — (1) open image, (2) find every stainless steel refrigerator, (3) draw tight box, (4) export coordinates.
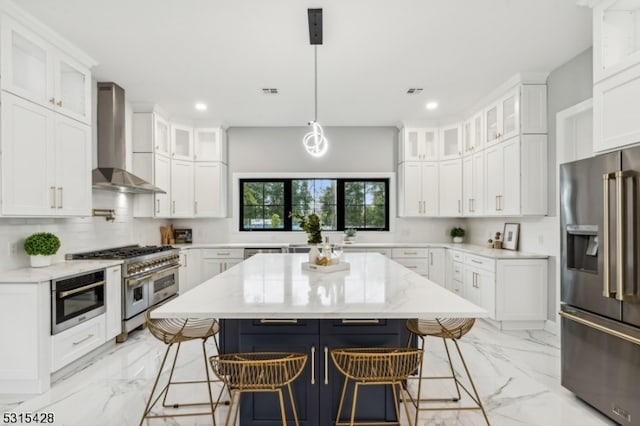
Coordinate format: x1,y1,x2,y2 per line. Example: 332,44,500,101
560,146,640,425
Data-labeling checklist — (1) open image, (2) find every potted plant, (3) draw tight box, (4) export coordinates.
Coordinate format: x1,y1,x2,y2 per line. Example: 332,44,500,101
344,227,357,243
450,227,465,243
24,232,61,267
290,212,323,263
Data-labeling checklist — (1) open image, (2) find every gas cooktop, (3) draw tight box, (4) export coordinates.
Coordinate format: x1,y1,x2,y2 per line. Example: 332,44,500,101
66,245,176,260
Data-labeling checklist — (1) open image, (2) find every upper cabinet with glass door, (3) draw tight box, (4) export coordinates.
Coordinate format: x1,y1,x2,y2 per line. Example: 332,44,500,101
399,128,438,161
463,113,484,155
439,124,462,160
171,124,194,161
593,0,640,84
194,127,227,162
0,15,93,124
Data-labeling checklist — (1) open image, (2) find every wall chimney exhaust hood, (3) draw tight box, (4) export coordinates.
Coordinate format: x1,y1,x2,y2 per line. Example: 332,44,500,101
93,82,166,194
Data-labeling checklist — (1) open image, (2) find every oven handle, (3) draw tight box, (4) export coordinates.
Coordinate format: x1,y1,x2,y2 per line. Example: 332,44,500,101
127,264,181,287
59,281,106,298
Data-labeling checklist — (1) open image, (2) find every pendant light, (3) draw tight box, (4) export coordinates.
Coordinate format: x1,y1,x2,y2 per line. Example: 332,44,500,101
303,8,328,157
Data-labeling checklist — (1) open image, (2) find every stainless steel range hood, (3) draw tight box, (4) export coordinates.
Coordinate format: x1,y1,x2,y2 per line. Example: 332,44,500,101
93,82,166,194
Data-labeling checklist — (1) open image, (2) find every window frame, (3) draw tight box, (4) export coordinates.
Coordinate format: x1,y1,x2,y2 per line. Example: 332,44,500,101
238,176,390,232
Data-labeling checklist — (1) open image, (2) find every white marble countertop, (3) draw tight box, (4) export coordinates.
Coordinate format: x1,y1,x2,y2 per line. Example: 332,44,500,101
0,259,124,283
175,242,548,259
151,252,487,319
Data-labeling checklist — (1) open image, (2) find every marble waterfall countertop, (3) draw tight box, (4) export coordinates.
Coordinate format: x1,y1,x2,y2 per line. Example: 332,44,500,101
151,252,487,319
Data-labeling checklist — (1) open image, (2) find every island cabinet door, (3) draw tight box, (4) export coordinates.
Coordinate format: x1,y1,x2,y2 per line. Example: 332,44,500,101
236,333,320,426
319,320,408,425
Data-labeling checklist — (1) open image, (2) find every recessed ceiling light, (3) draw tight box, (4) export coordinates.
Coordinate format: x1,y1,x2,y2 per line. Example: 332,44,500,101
194,102,207,111
426,101,439,110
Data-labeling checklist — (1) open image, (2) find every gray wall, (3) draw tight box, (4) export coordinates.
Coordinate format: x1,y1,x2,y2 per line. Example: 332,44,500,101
227,126,397,173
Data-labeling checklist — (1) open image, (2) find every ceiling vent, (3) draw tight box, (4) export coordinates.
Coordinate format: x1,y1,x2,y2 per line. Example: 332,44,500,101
262,88,279,95
406,88,423,95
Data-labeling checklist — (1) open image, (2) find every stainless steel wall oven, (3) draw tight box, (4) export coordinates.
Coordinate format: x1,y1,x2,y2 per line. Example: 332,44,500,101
51,269,106,335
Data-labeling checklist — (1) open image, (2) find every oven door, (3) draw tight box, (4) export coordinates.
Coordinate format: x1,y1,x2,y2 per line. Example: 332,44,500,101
124,273,151,320
51,270,106,335
148,264,180,306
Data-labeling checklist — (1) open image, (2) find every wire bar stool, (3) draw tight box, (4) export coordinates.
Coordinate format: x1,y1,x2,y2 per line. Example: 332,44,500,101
405,318,490,425
140,310,227,425
209,352,308,426
330,347,423,426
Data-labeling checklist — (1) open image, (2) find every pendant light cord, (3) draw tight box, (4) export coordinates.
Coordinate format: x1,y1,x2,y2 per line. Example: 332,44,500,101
314,45,318,122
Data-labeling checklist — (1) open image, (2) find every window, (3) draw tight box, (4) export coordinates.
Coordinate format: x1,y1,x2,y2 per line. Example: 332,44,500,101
240,178,389,232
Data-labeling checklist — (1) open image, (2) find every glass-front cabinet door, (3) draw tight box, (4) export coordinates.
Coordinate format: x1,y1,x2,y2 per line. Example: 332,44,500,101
500,89,519,141
171,124,194,160
154,115,171,157
1,16,52,107
485,104,499,144
194,127,226,162
54,53,91,124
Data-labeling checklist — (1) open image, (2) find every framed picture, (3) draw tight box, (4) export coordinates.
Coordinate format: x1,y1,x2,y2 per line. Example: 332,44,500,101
502,223,520,251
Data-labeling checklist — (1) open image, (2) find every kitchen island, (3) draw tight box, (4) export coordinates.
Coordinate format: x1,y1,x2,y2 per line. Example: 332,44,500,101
152,253,486,425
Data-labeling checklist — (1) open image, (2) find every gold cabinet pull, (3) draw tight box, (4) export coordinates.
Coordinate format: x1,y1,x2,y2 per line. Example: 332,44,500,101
57,187,63,209
50,186,56,208
340,319,380,324
324,346,329,385
259,319,298,324
56,100,62,107
310,345,316,385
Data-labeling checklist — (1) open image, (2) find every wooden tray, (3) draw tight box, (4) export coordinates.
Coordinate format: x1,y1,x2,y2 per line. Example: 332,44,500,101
302,261,350,273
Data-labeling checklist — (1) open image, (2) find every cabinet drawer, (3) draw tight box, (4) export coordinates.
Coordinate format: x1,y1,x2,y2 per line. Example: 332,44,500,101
393,258,428,275
391,248,428,258
238,318,319,334
320,318,404,335
201,248,244,259
51,315,105,372
464,254,495,272
450,250,464,262
452,260,463,281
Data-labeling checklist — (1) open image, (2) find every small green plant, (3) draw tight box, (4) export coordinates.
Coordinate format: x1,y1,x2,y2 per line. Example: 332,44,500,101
450,227,465,238
289,212,323,244
24,232,61,256
270,213,281,229
344,228,357,238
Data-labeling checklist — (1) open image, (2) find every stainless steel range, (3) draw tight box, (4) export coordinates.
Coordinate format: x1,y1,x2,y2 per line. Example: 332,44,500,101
66,245,180,342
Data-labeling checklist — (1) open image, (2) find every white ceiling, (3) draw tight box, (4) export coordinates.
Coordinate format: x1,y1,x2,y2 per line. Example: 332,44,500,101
18,0,592,127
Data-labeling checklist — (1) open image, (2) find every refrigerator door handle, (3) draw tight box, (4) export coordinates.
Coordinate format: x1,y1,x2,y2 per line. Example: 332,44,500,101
603,172,615,298
615,170,637,302
560,310,640,346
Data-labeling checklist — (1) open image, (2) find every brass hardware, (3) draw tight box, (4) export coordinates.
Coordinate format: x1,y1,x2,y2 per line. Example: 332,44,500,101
72,334,94,346
560,311,640,346
57,187,63,209
92,208,115,221
49,98,55,104
458,199,461,213
311,346,316,385
495,195,499,211
603,173,612,297
60,281,105,298
259,319,298,324
194,201,198,215
50,186,56,208
172,200,176,214
183,253,187,267
403,251,418,255
324,346,329,385
56,100,62,107
216,251,231,256
406,265,418,269
430,252,433,265
616,171,625,301
340,319,380,324
471,259,483,265
156,199,160,214
127,264,180,286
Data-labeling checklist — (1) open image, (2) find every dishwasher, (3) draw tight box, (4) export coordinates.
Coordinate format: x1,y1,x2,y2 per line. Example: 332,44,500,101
243,247,286,259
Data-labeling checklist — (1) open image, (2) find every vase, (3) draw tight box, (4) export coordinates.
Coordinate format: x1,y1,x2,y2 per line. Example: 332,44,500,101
308,245,321,264
30,255,51,268
453,236,463,243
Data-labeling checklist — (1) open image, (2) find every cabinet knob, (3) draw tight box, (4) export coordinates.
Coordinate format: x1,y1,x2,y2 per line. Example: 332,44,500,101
49,98,55,105
56,100,62,107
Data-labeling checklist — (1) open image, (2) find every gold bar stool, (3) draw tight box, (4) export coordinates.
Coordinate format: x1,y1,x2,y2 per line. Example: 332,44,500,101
209,352,308,426
140,310,227,425
405,318,490,425
330,347,423,426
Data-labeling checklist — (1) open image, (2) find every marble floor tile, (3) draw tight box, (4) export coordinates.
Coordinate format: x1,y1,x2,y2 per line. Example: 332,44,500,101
0,320,616,425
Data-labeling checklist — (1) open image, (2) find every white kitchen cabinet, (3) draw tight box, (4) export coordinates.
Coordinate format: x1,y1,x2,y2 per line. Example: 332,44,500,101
463,112,484,155
0,15,92,124
593,0,640,84
398,161,438,217
484,135,547,216
105,266,122,341
171,159,194,217
391,247,429,276
439,124,462,160
446,250,464,296
427,248,446,286
179,249,203,294
464,265,496,319
194,162,227,218
171,124,194,161
201,249,244,280
438,158,462,217
1,92,91,216
400,128,438,161
462,151,484,216
52,315,105,372
194,127,227,162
